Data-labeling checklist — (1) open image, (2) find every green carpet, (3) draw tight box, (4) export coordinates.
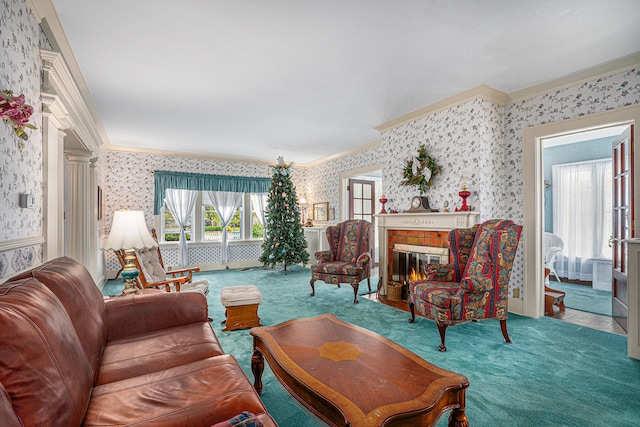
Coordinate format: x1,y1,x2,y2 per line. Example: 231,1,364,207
548,280,612,316
103,267,640,426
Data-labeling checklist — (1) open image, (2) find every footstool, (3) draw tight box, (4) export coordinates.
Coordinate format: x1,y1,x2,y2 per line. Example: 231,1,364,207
220,285,263,332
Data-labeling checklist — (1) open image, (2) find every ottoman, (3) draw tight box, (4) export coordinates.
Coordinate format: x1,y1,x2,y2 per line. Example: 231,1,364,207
220,285,263,331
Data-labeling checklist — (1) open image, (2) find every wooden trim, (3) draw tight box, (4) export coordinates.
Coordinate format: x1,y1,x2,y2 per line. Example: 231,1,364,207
0,236,45,252
507,52,640,104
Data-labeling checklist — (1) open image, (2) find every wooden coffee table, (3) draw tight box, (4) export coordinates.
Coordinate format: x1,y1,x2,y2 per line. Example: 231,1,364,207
250,314,469,427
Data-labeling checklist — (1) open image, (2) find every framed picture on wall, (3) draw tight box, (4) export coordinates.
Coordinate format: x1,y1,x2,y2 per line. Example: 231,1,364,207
313,202,329,221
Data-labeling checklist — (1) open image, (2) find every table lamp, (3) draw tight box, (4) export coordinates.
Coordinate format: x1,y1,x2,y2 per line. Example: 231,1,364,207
455,174,471,212
103,210,157,295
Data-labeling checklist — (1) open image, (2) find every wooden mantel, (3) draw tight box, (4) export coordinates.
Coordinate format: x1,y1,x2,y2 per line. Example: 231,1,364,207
375,212,480,295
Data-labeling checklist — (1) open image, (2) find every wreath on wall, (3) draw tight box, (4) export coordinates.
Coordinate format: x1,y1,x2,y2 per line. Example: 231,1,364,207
401,144,441,194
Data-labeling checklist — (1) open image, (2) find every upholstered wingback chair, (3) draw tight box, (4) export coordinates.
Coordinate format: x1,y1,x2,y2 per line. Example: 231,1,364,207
408,219,522,352
310,220,372,303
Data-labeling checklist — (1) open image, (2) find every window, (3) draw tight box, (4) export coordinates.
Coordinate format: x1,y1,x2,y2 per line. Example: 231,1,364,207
160,192,264,243
161,202,193,242
202,192,242,241
552,158,612,280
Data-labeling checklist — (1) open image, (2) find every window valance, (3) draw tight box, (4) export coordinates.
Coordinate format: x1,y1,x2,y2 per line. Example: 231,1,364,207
153,170,271,214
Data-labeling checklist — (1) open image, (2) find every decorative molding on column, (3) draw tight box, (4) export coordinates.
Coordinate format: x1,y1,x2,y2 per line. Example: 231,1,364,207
66,150,93,266
41,49,108,154
42,93,72,129
41,109,67,261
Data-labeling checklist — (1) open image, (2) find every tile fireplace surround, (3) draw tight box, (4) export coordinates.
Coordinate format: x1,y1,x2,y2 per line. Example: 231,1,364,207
375,212,480,295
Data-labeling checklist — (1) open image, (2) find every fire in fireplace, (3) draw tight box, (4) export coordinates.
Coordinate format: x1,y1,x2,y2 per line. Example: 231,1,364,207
392,244,449,284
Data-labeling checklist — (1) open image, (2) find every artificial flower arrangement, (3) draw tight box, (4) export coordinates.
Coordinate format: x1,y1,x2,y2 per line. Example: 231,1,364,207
401,144,441,194
0,89,37,140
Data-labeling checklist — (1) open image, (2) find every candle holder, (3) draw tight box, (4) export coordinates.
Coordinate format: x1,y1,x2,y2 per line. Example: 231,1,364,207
379,194,388,214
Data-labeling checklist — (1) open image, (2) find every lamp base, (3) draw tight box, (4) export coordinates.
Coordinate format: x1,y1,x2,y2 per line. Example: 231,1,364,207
120,249,140,295
455,190,471,212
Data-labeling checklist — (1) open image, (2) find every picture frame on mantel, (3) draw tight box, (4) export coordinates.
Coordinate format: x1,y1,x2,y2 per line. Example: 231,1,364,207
313,202,329,221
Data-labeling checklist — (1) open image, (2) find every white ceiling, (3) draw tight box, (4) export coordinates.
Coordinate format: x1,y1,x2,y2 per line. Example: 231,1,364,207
49,0,640,164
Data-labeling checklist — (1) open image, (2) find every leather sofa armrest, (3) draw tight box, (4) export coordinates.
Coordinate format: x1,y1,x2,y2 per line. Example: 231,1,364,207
105,291,209,341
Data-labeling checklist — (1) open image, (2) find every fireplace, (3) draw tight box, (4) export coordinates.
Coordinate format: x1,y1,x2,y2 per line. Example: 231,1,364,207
375,211,480,296
392,244,449,283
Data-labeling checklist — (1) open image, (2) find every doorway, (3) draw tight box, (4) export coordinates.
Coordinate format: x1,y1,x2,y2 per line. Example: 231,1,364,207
522,104,640,358
542,128,625,332
339,165,382,265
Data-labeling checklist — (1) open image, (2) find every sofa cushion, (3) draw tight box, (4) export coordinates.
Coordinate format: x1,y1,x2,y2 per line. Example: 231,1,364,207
311,261,363,276
97,322,225,385
9,257,108,378
84,355,275,427
0,278,93,427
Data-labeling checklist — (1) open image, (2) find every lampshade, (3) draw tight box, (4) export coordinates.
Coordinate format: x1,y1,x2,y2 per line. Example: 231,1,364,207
299,197,307,205
103,210,156,251
459,174,471,191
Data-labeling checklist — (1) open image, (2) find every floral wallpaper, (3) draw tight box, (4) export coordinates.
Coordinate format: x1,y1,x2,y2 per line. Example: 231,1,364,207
0,0,43,280
303,68,640,299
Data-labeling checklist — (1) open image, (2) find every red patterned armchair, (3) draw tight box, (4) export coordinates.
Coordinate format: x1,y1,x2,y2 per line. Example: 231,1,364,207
310,220,372,303
408,219,522,352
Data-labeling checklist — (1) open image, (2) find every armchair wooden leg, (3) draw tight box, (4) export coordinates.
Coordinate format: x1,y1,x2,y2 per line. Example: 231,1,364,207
408,301,416,323
500,319,512,344
366,277,371,293
436,320,449,352
351,283,359,304
309,279,315,297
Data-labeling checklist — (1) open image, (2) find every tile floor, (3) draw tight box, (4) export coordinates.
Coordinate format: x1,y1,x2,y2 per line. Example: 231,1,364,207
548,306,626,335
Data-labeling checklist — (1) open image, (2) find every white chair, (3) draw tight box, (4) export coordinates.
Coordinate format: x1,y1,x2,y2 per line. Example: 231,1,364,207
543,232,564,284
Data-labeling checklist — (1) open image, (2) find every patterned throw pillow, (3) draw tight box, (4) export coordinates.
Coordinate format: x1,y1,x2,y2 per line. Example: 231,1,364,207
211,411,264,427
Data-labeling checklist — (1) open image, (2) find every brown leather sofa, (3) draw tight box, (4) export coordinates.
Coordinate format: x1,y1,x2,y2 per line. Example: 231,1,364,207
0,257,277,426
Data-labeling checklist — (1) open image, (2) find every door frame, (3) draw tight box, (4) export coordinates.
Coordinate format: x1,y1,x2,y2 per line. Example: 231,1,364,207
522,104,640,358
339,164,382,265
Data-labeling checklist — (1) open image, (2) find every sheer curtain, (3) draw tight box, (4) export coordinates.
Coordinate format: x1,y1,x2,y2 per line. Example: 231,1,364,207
207,191,243,264
250,193,267,238
165,189,199,267
552,159,612,280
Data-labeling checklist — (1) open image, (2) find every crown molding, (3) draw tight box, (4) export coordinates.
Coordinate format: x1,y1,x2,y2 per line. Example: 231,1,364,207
41,50,109,155
105,143,275,166
301,139,382,168
106,138,382,169
374,85,507,133
506,52,640,104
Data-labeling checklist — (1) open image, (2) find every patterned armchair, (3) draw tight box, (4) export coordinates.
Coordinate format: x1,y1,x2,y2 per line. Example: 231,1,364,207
310,220,372,303
408,219,522,352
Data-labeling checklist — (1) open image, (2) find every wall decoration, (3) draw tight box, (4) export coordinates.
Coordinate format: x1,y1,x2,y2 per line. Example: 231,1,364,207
0,89,37,142
401,144,441,194
313,202,329,221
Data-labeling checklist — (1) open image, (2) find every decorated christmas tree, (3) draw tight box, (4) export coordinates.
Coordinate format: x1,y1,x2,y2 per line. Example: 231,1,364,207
259,157,310,270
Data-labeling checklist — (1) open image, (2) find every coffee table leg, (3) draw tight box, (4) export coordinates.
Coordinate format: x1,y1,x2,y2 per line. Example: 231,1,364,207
251,347,265,394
